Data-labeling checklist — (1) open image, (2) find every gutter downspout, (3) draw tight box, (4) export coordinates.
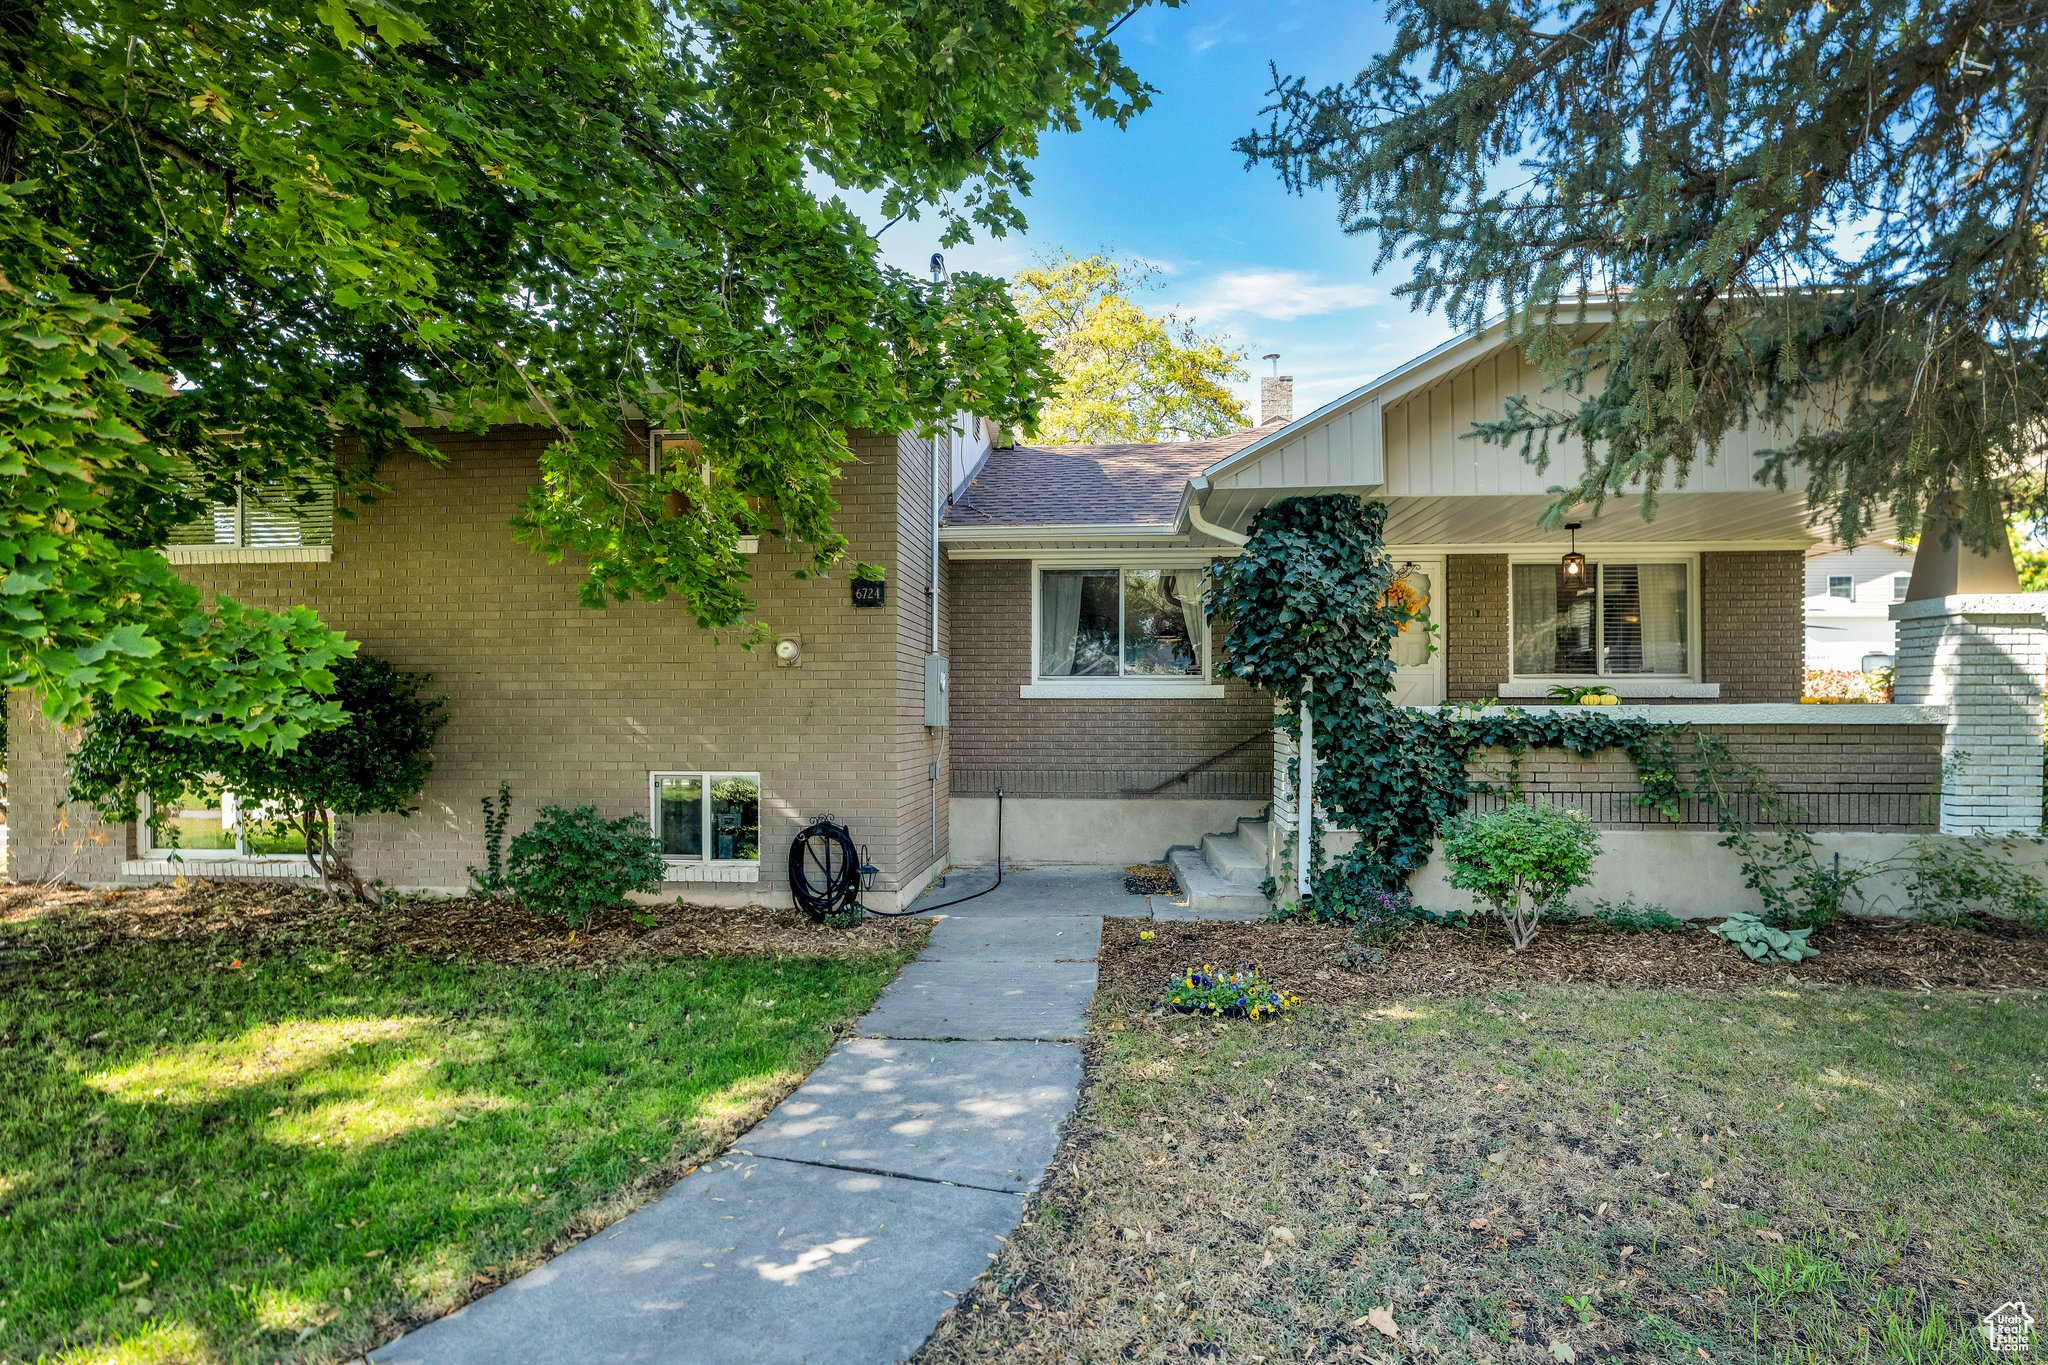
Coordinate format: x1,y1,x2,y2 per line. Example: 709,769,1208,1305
929,426,945,864
1184,476,1248,547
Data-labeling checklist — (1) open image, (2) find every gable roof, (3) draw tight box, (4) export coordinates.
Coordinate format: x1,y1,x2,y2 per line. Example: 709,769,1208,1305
943,427,1270,529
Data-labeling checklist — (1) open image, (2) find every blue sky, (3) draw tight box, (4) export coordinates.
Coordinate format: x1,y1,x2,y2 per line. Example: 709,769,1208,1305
861,0,1458,422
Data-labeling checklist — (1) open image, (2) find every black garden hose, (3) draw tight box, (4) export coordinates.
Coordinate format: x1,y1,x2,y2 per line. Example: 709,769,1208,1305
789,817,863,921
787,791,1006,921
912,787,1005,915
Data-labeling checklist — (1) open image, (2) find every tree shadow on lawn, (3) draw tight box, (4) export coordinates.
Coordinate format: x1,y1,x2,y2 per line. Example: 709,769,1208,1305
917,985,2048,1364
0,920,908,1365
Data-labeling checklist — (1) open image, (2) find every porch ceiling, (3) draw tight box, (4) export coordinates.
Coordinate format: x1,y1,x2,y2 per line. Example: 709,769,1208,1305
1196,487,1834,548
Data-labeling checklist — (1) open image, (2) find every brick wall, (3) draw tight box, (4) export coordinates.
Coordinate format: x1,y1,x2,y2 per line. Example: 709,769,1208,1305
946,558,1272,799
1701,550,1803,702
1446,555,1509,701
10,426,937,895
1467,722,1944,830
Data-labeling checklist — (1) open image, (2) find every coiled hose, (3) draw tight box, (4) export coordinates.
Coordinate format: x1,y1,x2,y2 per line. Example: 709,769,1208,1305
789,817,862,921
787,790,1005,921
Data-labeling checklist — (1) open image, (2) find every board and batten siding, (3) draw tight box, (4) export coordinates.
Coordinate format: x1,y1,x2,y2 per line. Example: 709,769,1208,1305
1380,347,1803,498
1209,399,1384,493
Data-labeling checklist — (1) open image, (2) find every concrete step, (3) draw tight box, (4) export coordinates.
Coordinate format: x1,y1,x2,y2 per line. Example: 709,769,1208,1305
1160,846,1269,921
1235,818,1271,863
1199,829,1266,888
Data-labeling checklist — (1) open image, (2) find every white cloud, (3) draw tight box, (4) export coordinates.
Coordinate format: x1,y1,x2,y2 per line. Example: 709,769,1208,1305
1177,269,1380,322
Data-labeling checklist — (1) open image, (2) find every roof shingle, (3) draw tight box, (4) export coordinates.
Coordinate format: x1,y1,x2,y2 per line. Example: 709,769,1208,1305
943,428,1269,529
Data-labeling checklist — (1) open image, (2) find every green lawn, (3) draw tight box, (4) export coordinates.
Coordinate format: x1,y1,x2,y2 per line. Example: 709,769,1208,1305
0,904,914,1365
918,985,2048,1364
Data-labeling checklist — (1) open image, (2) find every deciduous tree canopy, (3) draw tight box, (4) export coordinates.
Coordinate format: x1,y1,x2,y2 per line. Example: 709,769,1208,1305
1011,251,1248,443
3,0,1166,739
1240,0,2048,550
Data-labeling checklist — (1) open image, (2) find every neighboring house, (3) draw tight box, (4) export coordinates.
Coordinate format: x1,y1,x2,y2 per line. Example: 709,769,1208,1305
1805,542,1916,671
10,317,2042,915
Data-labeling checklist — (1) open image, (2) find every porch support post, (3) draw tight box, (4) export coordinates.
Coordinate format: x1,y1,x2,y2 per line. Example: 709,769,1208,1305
1297,678,1315,899
1891,594,2048,834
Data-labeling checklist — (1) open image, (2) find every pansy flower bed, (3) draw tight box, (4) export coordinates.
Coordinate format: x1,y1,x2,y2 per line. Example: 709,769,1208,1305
1165,963,1301,1019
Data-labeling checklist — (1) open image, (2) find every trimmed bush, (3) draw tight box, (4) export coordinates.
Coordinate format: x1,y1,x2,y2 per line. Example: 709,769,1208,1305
507,804,665,928
1441,803,1600,951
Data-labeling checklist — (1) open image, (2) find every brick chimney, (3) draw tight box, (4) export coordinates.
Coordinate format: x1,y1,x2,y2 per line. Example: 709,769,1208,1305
1259,354,1293,426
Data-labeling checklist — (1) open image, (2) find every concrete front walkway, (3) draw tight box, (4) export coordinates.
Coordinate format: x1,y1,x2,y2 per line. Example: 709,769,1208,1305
372,867,1143,1365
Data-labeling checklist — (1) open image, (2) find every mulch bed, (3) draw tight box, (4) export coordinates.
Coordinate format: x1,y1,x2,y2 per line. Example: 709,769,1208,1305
1103,913,2048,1003
1120,862,1177,896
0,879,927,969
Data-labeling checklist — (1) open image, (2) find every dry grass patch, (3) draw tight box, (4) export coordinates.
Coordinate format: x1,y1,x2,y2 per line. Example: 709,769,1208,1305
919,980,2047,1363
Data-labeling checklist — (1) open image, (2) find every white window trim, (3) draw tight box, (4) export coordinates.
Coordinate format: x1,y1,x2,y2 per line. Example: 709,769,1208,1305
1024,560,1223,699
1507,552,1703,685
165,544,334,565
1827,574,1855,600
133,792,313,869
650,771,763,882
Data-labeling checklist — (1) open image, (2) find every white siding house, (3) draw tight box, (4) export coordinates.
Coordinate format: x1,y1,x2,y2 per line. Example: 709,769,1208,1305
1806,543,1916,670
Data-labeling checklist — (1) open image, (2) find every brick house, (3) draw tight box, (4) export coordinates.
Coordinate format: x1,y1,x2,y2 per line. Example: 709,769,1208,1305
12,318,2044,913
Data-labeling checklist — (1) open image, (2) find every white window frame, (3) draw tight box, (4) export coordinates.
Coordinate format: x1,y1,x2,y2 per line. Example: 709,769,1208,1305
649,770,763,884
1504,552,1710,696
1022,559,1224,699
121,791,317,879
163,476,336,564
1892,573,1911,603
1827,574,1855,600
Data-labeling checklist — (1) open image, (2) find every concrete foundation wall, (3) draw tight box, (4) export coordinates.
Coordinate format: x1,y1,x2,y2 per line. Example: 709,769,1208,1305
1409,829,2048,921
950,796,1260,867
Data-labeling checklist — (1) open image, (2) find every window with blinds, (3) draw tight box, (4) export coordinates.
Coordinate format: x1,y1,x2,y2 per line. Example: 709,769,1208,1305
167,473,335,548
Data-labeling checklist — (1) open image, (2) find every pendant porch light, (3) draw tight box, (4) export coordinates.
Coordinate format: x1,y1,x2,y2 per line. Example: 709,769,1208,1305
1560,522,1587,580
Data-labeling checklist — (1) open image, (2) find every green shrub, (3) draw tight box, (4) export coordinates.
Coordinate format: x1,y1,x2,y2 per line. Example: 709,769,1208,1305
1904,836,2048,929
1784,854,1870,930
506,804,666,928
1588,896,1685,932
1709,912,1816,963
67,653,446,903
1441,803,1601,951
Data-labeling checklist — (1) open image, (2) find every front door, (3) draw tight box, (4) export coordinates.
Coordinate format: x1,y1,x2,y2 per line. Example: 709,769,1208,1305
1388,557,1446,707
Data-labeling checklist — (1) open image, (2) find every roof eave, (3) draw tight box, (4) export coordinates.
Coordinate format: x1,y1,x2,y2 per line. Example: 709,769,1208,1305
937,520,1185,543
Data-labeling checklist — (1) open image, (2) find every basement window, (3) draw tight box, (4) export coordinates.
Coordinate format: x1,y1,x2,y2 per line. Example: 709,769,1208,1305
137,787,313,862
651,772,761,870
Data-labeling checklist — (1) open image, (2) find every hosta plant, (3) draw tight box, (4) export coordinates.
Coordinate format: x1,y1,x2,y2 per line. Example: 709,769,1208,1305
1166,965,1301,1020
1710,913,1817,963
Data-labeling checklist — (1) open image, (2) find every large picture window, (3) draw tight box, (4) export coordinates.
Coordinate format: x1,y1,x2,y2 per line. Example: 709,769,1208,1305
1511,560,1691,678
651,772,760,864
1037,567,1204,680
